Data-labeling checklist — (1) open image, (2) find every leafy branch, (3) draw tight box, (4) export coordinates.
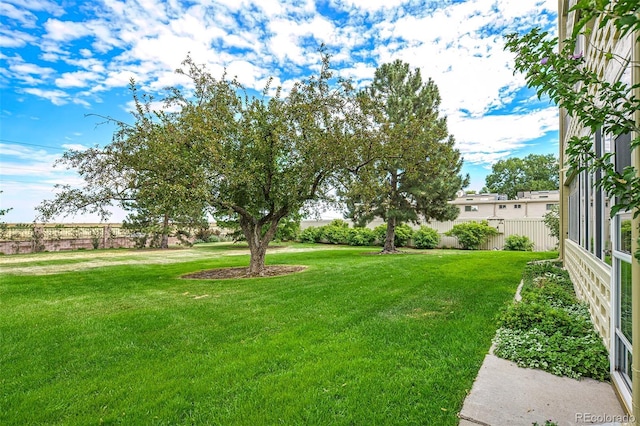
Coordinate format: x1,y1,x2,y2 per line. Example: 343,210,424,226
504,0,640,260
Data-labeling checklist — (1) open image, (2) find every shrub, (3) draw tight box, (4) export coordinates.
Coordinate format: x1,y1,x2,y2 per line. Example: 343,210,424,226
194,226,220,242
274,217,301,242
327,219,350,228
543,204,560,240
394,224,414,247
346,227,376,246
504,234,534,251
322,220,350,245
445,220,498,250
521,278,577,308
413,226,440,249
521,261,571,291
373,223,414,247
299,226,322,243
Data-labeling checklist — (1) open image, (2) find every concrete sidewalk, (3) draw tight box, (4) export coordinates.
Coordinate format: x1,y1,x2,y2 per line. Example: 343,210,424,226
459,353,630,426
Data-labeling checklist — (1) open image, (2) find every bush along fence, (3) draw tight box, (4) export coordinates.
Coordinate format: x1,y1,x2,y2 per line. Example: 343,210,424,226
1,218,558,255
300,218,558,252
0,223,211,255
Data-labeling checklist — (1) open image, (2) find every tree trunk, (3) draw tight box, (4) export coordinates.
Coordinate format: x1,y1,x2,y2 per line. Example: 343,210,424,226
248,241,269,276
239,214,283,276
381,169,400,254
160,213,170,249
381,216,398,253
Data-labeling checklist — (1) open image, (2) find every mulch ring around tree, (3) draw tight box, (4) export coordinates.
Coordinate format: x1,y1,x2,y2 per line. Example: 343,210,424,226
182,265,308,280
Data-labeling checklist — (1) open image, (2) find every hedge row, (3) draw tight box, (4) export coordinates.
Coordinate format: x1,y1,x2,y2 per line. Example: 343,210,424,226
298,220,440,248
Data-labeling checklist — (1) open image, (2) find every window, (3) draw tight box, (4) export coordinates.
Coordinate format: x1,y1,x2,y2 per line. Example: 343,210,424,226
498,204,506,209
613,212,633,395
568,177,579,242
611,62,633,405
546,203,556,210
514,204,522,209
590,127,611,260
615,133,632,204
464,205,478,212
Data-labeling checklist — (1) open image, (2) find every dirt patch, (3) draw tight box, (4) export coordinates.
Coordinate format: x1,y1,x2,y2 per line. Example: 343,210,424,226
361,250,409,255
182,265,308,280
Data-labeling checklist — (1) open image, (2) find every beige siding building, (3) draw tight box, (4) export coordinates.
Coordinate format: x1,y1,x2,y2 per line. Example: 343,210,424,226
558,0,638,420
450,190,559,219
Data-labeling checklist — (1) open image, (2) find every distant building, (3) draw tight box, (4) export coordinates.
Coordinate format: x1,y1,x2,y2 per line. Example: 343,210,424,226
450,190,559,219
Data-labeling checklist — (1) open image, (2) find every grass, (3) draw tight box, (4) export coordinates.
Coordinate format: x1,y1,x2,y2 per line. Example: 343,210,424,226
0,244,555,425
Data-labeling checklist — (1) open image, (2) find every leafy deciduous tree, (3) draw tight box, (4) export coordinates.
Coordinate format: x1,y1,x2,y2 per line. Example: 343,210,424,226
39,51,367,273
37,83,210,248
481,154,559,199
171,52,366,274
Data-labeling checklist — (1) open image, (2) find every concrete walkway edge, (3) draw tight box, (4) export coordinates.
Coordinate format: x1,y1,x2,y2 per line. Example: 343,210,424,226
458,353,628,425
458,278,629,425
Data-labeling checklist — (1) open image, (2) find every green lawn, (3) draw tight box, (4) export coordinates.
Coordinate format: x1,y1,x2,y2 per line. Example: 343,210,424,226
0,244,555,425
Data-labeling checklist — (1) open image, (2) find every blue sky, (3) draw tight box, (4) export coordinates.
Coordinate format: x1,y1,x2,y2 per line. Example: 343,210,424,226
0,0,558,223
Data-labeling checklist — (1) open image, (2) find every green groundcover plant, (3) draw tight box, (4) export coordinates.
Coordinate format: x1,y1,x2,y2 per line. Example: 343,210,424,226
493,261,610,381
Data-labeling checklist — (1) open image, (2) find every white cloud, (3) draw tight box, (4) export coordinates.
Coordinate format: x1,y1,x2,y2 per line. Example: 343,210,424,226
0,0,562,224
61,143,90,151
370,0,555,118
0,144,60,164
55,70,101,88
43,18,93,42
451,107,559,165
0,142,123,223
338,62,376,83
4,55,56,86
226,60,271,88
0,29,37,48
103,70,139,89
332,0,406,12
0,179,129,224
0,2,38,28
22,87,69,105
10,60,55,77
3,0,64,16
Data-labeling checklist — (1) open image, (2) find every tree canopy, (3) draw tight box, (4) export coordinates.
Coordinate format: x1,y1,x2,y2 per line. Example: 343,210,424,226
40,50,368,274
37,83,210,248
174,53,366,273
481,154,559,199
340,60,467,253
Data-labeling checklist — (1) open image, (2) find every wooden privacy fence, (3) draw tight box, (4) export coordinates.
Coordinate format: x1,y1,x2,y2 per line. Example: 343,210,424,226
1,218,557,255
300,218,558,252
0,224,136,255
428,218,557,252
0,222,234,255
